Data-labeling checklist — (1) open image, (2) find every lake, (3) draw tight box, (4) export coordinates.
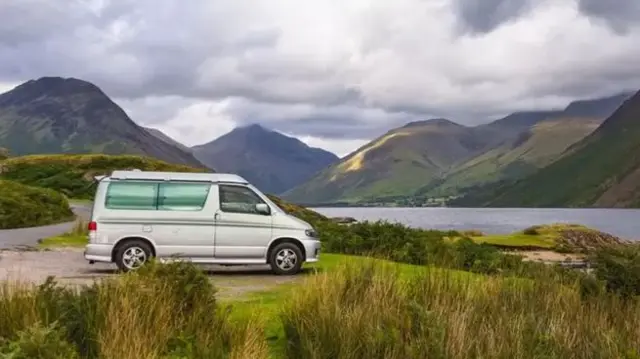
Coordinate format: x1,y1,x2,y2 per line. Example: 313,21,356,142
311,207,640,241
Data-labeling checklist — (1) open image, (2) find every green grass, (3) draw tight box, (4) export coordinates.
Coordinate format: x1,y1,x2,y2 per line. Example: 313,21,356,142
0,154,206,199
472,233,556,248
38,219,88,249
454,223,623,252
0,180,74,229
224,254,487,358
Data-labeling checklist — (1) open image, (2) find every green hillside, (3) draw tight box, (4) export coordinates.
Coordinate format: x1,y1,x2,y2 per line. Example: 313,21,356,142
282,119,498,204
476,91,640,207
0,180,74,229
0,154,206,199
420,117,603,197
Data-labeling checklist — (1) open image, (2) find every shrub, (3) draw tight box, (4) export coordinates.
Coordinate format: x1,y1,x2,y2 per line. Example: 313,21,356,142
282,260,640,359
0,180,74,229
0,154,205,199
0,322,79,359
591,244,640,298
523,225,540,235
0,262,268,359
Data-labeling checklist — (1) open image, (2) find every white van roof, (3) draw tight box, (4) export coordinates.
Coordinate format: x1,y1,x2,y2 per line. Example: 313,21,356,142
105,170,248,184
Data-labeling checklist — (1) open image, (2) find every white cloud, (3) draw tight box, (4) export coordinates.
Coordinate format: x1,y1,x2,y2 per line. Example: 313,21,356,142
1,0,640,156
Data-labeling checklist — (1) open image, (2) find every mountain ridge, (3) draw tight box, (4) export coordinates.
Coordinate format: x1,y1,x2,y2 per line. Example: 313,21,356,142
192,124,339,194
0,77,208,169
284,91,634,204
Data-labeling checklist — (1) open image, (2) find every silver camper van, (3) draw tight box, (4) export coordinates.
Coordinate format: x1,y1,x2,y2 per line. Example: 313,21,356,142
83,170,321,275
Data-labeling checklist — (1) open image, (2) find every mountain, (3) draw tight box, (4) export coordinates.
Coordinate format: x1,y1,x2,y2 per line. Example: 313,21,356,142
464,90,640,208
144,127,192,152
285,92,633,205
282,119,502,204
421,94,632,197
191,124,339,194
0,77,207,168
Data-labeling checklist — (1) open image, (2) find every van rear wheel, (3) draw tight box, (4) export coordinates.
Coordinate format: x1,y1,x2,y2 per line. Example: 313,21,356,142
269,243,303,275
115,240,153,272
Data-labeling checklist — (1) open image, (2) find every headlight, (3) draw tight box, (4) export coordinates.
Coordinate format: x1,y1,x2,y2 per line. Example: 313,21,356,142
305,229,318,238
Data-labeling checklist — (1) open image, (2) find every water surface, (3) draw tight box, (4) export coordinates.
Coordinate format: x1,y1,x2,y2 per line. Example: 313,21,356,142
311,207,640,241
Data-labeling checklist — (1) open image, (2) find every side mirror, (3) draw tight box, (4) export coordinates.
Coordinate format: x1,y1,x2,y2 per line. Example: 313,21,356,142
255,203,271,215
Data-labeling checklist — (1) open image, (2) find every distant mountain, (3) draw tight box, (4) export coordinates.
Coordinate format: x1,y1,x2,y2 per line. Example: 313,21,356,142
458,90,640,208
0,77,207,168
191,124,338,194
144,127,192,152
421,93,633,197
285,92,633,205
282,119,501,204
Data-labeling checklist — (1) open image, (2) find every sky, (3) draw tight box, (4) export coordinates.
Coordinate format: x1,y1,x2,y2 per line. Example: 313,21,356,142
1,0,640,157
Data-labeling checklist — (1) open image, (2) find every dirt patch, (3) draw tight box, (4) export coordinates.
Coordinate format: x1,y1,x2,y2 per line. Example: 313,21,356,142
0,249,307,299
516,250,584,263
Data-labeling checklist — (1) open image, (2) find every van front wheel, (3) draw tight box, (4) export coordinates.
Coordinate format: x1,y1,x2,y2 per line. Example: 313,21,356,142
269,243,303,275
115,240,153,272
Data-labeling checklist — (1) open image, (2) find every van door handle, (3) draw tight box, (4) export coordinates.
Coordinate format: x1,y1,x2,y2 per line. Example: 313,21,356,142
214,212,220,220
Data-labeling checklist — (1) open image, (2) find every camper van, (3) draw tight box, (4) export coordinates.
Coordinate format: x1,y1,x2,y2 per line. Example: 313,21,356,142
84,170,321,275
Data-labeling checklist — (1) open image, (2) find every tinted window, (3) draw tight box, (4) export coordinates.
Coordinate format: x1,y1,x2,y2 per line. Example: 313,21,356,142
105,182,158,210
219,185,266,214
158,182,210,211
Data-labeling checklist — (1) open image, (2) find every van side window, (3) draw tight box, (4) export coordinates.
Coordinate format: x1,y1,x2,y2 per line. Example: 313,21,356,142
158,183,210,211
218,185,266,214
105,182,159,210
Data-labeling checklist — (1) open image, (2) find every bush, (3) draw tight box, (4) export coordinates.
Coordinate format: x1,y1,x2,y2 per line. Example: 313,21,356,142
0,154,205,199
0,322,79,359
0,180,74,229
591,244,640,298
282,260,640,359
0,262,268,359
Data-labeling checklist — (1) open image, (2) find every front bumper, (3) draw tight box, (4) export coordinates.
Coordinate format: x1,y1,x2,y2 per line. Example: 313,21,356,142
84,244,113,263
301,239,321,263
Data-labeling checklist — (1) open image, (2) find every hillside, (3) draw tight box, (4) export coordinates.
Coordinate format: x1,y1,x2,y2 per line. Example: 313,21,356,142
0,77,206,168
0,154,206,199
144,127,193,153
192,124,339,194
0,180,74,229
285,92,632,204
473,90,640,208
420,117,605,197
282,119,500,204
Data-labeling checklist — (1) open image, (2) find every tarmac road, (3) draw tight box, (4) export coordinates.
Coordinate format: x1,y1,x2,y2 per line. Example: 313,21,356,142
0,203,92,249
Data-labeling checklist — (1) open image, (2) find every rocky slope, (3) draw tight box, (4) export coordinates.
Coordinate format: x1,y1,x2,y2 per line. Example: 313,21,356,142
192,124,339,194
0,77,206,168
285,92,632,204
468,90,640,208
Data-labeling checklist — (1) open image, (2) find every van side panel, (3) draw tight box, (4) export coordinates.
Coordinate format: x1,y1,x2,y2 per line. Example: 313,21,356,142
92,180,216,259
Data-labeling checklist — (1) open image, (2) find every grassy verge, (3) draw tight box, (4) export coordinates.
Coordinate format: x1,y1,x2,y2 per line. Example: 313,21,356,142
37,220,88,249
1,255,637,358
454,223,626,253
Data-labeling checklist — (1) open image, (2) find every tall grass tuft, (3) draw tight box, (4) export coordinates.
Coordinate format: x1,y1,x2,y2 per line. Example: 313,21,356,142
0,261,269,359
281,260,640,359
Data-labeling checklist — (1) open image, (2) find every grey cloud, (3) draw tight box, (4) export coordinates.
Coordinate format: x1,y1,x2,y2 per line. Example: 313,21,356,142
452,0,534,33
578,0,640,34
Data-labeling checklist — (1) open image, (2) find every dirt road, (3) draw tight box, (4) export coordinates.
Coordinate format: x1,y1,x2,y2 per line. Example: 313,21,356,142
0,248,306,299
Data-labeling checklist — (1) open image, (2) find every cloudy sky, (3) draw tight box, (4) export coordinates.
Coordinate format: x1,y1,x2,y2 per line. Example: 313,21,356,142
1,0,640,156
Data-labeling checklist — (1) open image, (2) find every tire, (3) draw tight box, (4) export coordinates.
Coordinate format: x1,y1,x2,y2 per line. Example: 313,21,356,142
269,242,303,275
114,239,153,272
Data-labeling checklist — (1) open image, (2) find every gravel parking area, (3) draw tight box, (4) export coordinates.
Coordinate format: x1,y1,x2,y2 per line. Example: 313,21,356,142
0,248,306,299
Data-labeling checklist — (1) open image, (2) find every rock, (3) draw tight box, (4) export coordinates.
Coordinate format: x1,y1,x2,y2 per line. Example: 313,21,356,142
330,216,358,224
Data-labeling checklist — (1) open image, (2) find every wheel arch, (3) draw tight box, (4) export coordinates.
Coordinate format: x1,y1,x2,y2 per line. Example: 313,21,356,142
267,237,306,261
111,236,157,262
